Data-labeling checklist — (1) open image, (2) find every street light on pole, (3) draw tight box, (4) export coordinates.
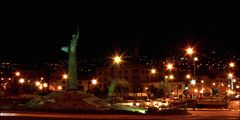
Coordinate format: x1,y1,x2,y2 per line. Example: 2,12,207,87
228,62,235,90
15,72,20,77
18,78,25,95
186,74,191,80
109,54,123,97
166,63,176,97
228,73,234,90
229,62,235,68
186,47,194,55
113,56,122,64
90,79,98,94
185,47,195,78
151,69,156,74
193,57,198,82
112,55,122,80
150,68,158,81
63,74,68,80
185,47,198,98
91,79,97,85
167,63,173,71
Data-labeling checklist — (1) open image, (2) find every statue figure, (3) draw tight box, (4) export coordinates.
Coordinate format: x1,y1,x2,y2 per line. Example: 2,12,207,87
61,31,79,91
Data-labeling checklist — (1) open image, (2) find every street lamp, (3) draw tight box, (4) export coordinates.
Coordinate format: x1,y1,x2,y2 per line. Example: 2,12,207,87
35,81,41,86
228,73,234,90
169,74,174,80
18,78,25,94
151,69,156,74
91,79,97,85
186,47,194,56
186,74,191,79
228,62,235,91
15,72,20,77
167,63,173,71
58,85,62,91
111,55,123,96
185,47,197,78
193,57,198,81
113,55,122,64
63,74,68,79
190,79,196,86
165,63,177,97
43,83,48,88
18,78,25,84
39,85,43,90
229,62,235,68
190,79,196,98
185,47,198,99
150,68,158,81
111,55,123,80
88,79,98,94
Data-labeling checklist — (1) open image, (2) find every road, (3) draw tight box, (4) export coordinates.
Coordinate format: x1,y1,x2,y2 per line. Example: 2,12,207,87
1,110,239,120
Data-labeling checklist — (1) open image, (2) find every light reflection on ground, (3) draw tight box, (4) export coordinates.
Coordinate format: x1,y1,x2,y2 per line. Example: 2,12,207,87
0,113,16,116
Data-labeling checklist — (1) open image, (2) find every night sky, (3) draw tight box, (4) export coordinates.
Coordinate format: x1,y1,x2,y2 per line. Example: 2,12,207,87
1,4,240,63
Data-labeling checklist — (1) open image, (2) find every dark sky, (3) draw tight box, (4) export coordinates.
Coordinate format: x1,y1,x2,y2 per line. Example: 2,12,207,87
1,4,240,63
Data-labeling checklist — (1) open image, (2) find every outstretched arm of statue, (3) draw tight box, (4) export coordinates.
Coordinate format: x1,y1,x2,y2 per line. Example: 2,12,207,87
61,46,69,53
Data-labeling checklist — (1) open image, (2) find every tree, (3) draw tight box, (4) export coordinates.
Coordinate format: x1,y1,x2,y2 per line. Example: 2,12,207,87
115,78,130,93
159,81,170,98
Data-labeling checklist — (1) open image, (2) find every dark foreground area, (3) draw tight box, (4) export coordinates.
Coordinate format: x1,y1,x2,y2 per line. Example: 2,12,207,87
1,110,239,120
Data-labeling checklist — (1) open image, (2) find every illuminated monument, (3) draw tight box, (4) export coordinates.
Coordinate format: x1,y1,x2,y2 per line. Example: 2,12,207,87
61,31,79,91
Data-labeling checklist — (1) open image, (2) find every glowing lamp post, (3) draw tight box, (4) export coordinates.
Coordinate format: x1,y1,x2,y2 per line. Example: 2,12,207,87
229,62,235,68
109,54,124,97
193,57,198,80
18,78,25,84
43,83,48,88
185,47,199,99
58,85,62,91
63,74,68,80
169,75,174,80
186,47,194,56
228,62,235,90
35,81,41,86
151,69,156,74
91,79,97,85
167,63,173,71
18,78,25,94
39,85,43,90
165,63,177,97
186,74,191,79
190,79,196,98
15,72,20,77
112,55,122,79
150,68,157,81
228,73,234,90
114,56,122,64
